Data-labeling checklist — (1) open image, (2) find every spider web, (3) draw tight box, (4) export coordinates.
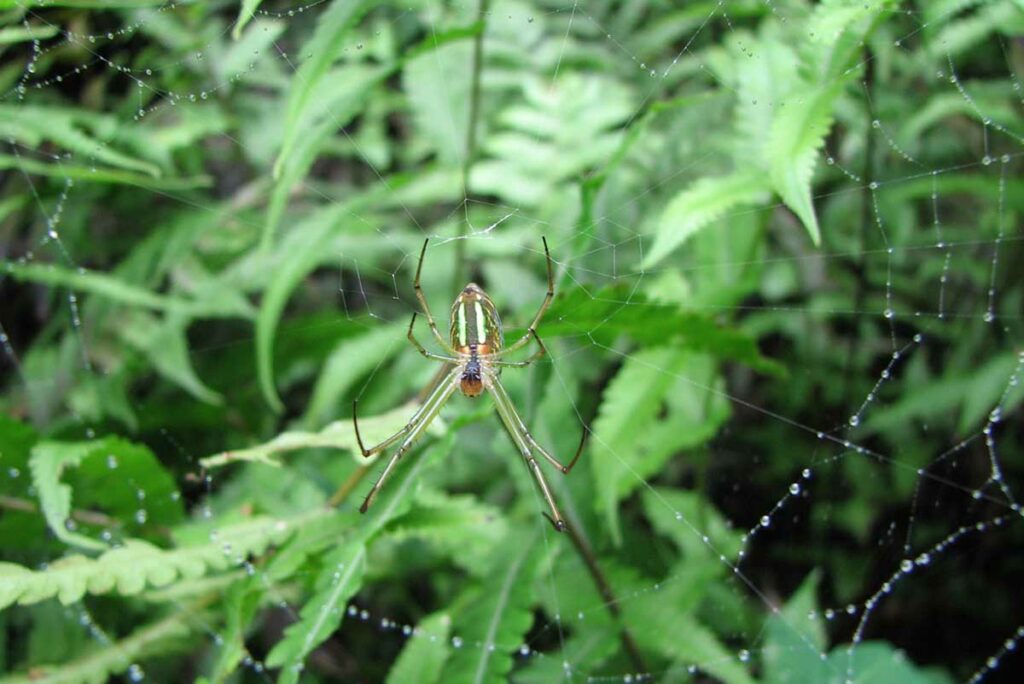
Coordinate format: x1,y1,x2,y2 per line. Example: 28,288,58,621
1,1,1022,683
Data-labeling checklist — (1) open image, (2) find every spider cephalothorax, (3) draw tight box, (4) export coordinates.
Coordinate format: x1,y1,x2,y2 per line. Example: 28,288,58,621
352,238,585,532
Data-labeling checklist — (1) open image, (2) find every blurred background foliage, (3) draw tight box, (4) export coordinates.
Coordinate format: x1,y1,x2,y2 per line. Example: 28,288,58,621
0,0,1022,682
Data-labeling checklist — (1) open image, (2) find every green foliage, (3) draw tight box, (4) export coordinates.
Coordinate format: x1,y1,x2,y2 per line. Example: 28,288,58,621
441,529,545,684
1,0,1020,682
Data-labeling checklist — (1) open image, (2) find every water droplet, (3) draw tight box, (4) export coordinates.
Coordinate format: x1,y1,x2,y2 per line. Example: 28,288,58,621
452,636,463,648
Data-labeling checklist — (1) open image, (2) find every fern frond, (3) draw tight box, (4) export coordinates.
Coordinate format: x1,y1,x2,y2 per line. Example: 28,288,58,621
645,171,770,268
441,528,544,684
0,607,196,684
0,514,308,610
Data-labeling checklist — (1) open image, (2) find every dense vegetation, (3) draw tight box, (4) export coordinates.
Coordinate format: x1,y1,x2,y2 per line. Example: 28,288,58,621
1,0,1022,682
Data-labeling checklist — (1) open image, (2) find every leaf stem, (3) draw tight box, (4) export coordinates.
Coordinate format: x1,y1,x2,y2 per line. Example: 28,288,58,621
453,0,490,292
0,493,121,529
562,518,649,673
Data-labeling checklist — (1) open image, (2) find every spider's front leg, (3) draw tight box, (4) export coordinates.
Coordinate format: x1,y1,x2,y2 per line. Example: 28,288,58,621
357,369,460,512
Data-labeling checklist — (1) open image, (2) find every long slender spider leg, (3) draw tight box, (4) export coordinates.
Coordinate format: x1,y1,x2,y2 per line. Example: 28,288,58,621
493,329,547,366
353,367,459,457
501,236,554,355
489,376,586,474
360,375,459,513
407,313,459,363
489,378,567,531
413,239,455,352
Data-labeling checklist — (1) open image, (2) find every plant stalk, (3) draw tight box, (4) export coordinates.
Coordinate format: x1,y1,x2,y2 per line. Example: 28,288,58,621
563,518,649,674
453,0,490,292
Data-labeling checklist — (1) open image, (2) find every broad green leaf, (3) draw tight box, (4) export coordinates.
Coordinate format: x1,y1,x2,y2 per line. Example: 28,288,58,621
304,321,407,428
265,65,388,247
0,155,210,190
0,106,160,177
65,438,184,532
0,415,49,552
0,0,163,6
764,571,953,684
2,262,253,319
542,286,783,374
254,205,349,411
274,0,381,179
403,40,473,166
767,83,844,245
442,528,544,684
645,171,770,268
232,0,265,39
0,24,59,45
386,612,452,684
119,313,222,404
0,514,308,609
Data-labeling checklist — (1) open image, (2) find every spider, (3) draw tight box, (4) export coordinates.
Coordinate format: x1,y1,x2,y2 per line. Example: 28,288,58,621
352,237,585,531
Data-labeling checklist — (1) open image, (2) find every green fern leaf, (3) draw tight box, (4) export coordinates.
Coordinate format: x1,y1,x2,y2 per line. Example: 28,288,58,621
200,404,425,469
28,436,183,551
590,348,714,544
0,608,194,684
0,514,305,610
29,441,120,552
768,82,844,246
382,489,509,576
265,540,368,683
645,171,770,268
265,436,447,680
0,105,161,177
386,612,452,684
441,528,544,684
206,579,264,683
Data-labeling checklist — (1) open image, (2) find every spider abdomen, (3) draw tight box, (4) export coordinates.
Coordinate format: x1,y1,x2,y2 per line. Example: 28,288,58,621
450,283,504,351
